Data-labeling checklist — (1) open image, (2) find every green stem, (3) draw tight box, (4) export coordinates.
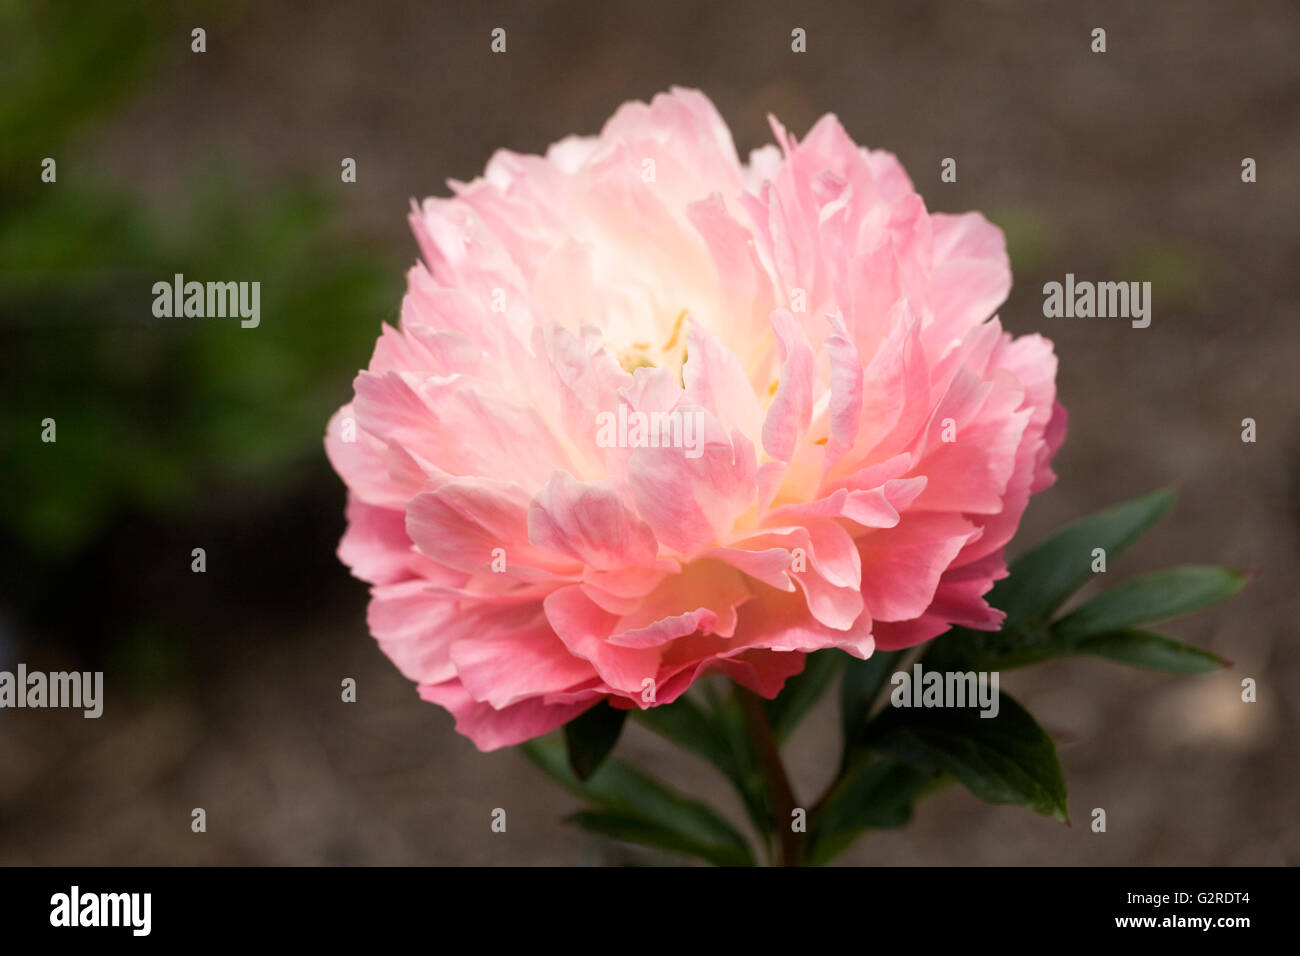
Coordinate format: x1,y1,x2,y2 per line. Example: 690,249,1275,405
734,683,803,866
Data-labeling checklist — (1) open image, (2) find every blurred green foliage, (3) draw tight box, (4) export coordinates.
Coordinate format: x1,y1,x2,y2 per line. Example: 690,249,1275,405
0,0,159,177
1,1,399,560
986,204,1058,279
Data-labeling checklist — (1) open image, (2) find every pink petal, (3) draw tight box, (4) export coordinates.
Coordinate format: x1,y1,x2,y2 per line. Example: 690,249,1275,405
419,679,599,752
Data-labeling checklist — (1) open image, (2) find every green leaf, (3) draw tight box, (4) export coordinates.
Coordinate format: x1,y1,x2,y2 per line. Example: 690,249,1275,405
766,649,844,742
924,624,1056,671
633,687,771,841
807,755,942,866
861,692,1069,822
567,811,751,866
806,488,1240,865
993,487,1175,629
928,621,1227,673
522,736,755,866
632,692,738,777
1053,565,1245,642
1073,629,1224,673
563,702,627,781
924,492,1243,674
702,684,774,840
841,648,905,749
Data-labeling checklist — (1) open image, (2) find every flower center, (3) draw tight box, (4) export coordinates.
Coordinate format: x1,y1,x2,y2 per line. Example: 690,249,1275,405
615,309,689,375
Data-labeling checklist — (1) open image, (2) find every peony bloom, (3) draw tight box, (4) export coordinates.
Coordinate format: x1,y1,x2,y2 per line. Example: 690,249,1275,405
326,88,1066,750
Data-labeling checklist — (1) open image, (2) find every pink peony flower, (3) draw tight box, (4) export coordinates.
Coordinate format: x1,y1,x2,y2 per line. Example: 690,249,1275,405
326,88,1066,751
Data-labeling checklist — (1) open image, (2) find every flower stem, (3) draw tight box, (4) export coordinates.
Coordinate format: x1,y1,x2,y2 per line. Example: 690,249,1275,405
734,683,803,866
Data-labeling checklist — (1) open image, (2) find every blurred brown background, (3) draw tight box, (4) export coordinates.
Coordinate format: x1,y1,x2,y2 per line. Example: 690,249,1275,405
1,0,1296,865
